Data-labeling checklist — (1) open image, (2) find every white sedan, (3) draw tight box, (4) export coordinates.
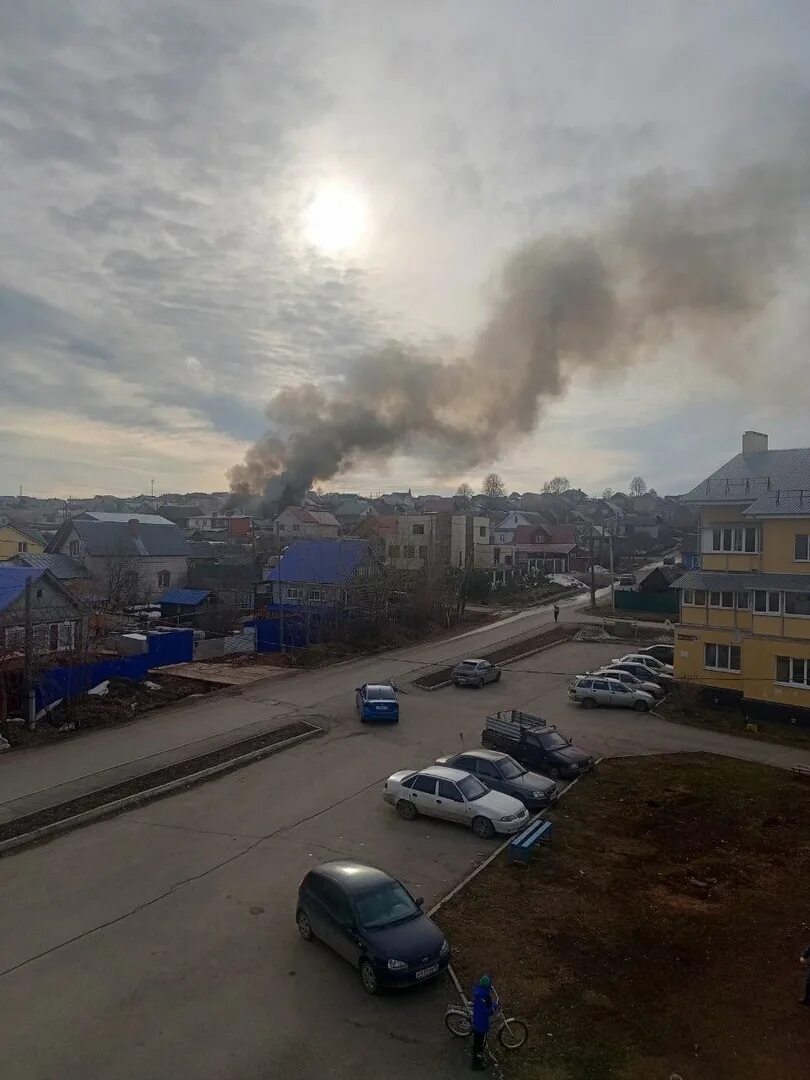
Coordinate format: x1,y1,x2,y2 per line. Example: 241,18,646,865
613,652,674,675
383,765,529,839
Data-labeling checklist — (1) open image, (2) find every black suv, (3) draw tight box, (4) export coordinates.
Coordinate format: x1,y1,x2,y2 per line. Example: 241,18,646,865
481,713,593,780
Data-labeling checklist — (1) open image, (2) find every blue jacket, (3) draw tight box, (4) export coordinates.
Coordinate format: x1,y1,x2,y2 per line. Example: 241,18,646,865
472,983,495,1034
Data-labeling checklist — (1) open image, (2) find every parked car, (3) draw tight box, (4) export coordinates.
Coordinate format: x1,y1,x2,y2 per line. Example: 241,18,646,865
383,765,529,839
618,575,636,587
612,653,674,675
356,683,399,722
569,675,654,712
481,710,594,780
451,658,502,688
609,660,673,688
591,666,665,699
638,643,675,666
296,860,450,994
435,749,559,811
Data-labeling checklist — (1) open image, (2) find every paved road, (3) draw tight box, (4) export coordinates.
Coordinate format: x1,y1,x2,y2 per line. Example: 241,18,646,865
3,639,810,1080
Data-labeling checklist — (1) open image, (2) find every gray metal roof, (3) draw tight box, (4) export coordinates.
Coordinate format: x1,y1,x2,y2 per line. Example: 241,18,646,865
77,511,176,525
742,492,810,517
672,570,810,592
682,448,810,505
71,519,190,558
11,552,90,579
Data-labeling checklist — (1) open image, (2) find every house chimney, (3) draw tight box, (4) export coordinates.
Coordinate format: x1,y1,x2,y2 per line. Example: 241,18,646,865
742,431,768,454
128,517,140,537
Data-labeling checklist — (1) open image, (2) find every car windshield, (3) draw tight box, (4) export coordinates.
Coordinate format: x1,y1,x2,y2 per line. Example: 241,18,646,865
366,686,395,700
498,758,524,780
458,661,478,670
457,774,488,800
355,882,420,929
538,731,569,750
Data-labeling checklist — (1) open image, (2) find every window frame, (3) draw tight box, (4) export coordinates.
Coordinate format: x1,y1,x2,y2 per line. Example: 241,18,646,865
784,591,810,618
285,586,304,601
412,523,425,536
703,642,741,672
403,544,415,559
710,525,759,553
794,534,810,562
157,569,171,589
753,590,781,615
437,779,463,802
307,588,323,603
411,774,438,795
775,655,810,689
708,590,735,609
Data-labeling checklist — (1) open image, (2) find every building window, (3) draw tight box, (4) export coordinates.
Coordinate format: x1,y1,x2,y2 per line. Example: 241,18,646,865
753,590,781,614
710,526,759,553
478,526,486,537
49,623,59,651
736,591,750,609
157,570,171,589
418,545,427,558
292,524,300,532
404,545,415,558
412,524,425,535
776,656,810,688
69,540,81,557
704,643,741,671
285,587,304,600
504,555,513,566
784,591,810,617
709,591,735,608
17,541,28,552
683,589,707,606
307,589,322,602
795,535,810,561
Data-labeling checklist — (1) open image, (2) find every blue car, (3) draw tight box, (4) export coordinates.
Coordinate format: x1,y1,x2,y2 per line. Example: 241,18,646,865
356,683,400,723
296,860,450,993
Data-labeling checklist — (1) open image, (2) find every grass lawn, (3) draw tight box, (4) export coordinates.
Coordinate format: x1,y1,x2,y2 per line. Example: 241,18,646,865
437,755,810,1080
657,693,810,751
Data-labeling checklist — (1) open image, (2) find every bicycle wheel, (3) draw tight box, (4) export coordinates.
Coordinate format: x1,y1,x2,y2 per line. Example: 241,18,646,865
498,1017,529,1050
445,1008,472,1038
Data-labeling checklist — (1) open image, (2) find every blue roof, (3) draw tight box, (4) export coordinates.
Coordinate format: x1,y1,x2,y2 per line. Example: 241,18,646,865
267,539,370,585
0,566,46,613
157,587,211,606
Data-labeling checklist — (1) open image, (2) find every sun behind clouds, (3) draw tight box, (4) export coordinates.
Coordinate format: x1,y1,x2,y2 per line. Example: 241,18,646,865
303,180,369,255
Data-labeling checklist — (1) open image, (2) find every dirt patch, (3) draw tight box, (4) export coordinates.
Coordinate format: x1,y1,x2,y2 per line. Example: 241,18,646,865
437,754,810,1080
658,686,810,751
0,719,321,845
413,624,577,689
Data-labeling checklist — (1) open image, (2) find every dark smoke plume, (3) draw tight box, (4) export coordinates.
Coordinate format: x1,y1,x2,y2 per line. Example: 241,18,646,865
229,152,808,502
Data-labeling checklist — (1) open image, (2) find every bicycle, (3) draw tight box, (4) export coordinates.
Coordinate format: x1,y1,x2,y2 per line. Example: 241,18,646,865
444,987,529,1050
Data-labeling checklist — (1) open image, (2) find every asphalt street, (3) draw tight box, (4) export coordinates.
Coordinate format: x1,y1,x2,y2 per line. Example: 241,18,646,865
3,630,810,1079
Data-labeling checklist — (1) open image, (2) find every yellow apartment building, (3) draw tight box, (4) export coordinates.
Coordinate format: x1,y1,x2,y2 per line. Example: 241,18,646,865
0,518,46,560
673,431,810,720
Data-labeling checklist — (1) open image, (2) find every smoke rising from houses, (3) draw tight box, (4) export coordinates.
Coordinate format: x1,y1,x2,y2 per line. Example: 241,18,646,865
229,146,809,504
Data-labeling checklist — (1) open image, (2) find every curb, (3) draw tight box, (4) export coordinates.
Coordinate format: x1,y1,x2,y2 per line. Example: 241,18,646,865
0,727,323,857
417,634,575,692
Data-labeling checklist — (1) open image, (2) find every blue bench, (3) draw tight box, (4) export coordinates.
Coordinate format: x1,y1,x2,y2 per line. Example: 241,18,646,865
509,818,553,865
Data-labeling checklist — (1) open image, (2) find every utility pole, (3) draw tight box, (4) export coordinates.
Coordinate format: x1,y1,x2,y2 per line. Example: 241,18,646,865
589,525,597,609
23,575,35,730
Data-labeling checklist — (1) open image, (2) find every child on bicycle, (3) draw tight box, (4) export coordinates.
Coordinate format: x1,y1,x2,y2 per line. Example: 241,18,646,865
471,975,498,1070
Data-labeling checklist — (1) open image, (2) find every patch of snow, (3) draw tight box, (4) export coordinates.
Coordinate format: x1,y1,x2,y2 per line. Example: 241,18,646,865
549,574,587,589
144,680,162,691
87,681,110,696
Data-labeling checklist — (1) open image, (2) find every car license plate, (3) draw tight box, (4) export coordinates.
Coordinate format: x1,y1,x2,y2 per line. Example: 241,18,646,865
376,705,386,710
415,963,439,979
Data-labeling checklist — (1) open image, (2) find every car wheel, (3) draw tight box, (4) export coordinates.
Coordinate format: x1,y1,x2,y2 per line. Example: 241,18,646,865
481,733,495,750
546,766,560,780
471,815,496,839
360,959,379,995
495,670,502,683
476,678,484,689
397,799,417,820
581,697,597,709
296,909,313,941
634,699,649,713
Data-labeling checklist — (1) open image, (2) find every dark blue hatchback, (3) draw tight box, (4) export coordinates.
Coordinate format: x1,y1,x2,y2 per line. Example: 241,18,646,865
356,683,400,722
296,860,450,993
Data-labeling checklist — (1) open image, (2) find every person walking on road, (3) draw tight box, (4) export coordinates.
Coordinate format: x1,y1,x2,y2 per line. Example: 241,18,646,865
800,944,810,1004
471,975,497,1070
553,603,560,624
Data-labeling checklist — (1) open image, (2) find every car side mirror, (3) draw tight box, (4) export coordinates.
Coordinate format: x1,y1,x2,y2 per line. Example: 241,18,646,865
354,687,361,692
414,896,424,908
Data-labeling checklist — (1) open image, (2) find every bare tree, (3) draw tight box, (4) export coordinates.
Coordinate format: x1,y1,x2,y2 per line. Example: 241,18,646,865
455,482,474,503
481,473,506,498
601,487,614,499
542,476,570,494
629,476,648,497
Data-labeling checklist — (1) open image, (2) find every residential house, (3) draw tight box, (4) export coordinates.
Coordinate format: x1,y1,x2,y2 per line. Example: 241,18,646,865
673,431,810,720
155,504,205,527
8,552,92,599
263,539,381,606
47,516,190,604
0,566,86,654
186,511,252,538
272,506,340,540
331,496,375,529
382,513,491,572
156,587,213,620
0,518,46,561
491,518,577,574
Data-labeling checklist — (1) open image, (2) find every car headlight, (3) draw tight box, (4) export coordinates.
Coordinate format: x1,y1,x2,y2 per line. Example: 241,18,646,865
500,812,521,821
531,791,546,799
387,958,408,971
440,939,450,957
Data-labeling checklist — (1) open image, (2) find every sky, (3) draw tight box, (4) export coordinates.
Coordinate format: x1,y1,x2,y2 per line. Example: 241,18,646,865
2,1,810,499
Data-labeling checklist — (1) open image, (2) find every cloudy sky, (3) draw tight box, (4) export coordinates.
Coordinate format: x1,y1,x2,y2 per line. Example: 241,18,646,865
2,1,809,499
